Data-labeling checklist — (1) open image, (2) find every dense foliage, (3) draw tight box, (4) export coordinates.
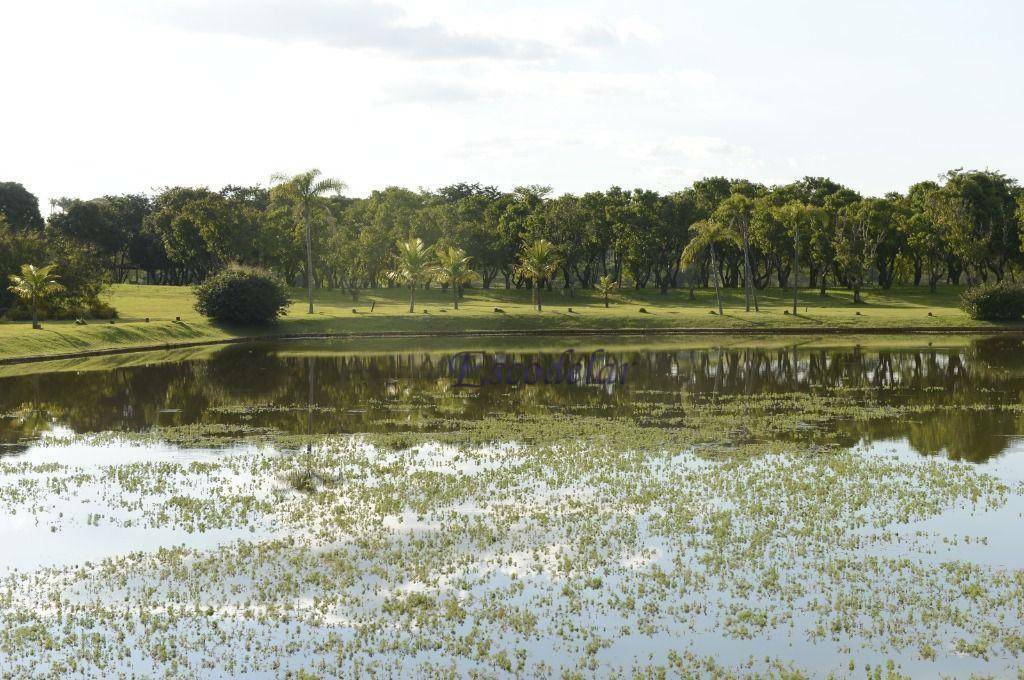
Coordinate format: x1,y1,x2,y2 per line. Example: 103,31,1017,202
0,216,114,320
3,168,1024,308
194,265,290,326
959,282,1024,321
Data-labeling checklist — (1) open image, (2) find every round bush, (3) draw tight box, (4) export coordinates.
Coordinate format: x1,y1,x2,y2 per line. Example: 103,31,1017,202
959,281,1024,321
194,266,290,326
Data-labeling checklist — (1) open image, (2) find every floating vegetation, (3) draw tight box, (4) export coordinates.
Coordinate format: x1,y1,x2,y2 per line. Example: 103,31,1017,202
0,340,1024,676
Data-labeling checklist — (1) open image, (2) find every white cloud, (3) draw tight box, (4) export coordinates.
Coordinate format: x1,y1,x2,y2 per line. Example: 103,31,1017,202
2,0,1022,206
143,0,557,60
650,136,756,163
379,79,492,104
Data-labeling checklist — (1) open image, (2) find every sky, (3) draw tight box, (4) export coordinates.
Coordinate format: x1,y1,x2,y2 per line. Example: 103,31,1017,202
1,0,1023,212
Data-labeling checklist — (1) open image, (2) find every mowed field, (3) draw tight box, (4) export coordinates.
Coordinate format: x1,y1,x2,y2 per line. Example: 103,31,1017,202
0,283,1013,361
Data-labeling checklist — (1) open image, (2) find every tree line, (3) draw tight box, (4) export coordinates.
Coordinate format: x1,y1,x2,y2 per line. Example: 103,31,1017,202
2,169,1022,310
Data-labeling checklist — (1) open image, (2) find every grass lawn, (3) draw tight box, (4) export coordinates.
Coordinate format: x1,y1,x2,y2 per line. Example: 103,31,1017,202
0,283,1014,362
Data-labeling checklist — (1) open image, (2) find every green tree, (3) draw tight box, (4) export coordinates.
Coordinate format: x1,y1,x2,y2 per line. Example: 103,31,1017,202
775,201,821,315
937,169,1020,283
434,246,475,310
144,187,220,284
715,195,759,311
594,275,616,308
900,182,947,292
814,188,862,294
8,264,64,329
515,239,561,311
271,170,346,313
432,184,506,289
387,238,434,313
835,200,887,303
499,186,549,288
680,219,740,315
0,182,44,232
47,198,120,259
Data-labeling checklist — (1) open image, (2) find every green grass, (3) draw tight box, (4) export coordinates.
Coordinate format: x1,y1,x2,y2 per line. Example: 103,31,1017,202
0,283,1014,361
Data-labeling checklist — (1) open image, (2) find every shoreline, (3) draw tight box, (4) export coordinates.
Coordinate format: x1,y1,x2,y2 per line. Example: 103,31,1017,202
3,324,1022,367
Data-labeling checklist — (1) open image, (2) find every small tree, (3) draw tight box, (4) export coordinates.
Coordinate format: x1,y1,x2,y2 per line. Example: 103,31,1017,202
434,246,475,310
680,220,739,316
387,238,433,313
516,240,560,311
594,275,616,308
8,264,63,329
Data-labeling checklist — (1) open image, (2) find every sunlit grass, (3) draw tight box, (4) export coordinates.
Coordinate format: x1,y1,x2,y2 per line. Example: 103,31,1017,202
0,283,1014,361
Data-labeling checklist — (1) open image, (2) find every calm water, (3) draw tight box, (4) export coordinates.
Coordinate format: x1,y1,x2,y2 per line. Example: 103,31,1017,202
3,335,1024,676
2,335,1024,462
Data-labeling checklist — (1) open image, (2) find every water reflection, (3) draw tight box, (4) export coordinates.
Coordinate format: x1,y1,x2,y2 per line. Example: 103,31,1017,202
2,336,1023,462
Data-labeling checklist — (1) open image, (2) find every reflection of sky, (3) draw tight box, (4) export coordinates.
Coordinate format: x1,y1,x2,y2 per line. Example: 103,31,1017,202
0,438,278,572
857,437,1024,571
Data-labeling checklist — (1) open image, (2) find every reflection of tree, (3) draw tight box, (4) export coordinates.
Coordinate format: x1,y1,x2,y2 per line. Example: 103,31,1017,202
2,336,1024,462
845,412,1014,463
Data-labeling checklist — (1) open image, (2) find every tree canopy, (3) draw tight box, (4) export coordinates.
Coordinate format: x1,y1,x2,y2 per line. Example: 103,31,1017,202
4,169,1023,307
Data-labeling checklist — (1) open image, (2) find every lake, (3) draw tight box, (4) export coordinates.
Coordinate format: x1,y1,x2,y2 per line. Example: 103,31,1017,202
1,335,1022,676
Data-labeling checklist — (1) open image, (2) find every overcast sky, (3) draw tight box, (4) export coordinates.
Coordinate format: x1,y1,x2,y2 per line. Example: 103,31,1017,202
2,0,1022,211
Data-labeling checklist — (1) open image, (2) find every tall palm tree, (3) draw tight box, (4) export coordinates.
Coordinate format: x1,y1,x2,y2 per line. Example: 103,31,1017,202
8,264,64,329
516,239,561,311
271,169,346,314
387,238,434,313
433,246,475,310
680,220,739,316
594,275,616,308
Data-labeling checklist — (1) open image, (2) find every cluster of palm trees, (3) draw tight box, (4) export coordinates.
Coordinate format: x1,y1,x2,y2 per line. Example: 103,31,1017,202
386,237,570,313
388,226,802,316
386,239,476,313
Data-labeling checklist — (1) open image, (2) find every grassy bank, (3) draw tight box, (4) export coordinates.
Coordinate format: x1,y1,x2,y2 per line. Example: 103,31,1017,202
0,282,1015,361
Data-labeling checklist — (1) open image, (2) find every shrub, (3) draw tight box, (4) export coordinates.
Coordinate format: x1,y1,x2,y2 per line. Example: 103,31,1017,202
959,281,1024,321
194,266,290,325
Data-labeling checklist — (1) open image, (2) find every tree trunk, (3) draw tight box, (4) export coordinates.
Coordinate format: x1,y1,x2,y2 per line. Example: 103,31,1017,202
792,236,799,316
453,283,459,310
409,284,416,313
740,217,759,312
304,205,314,314
710,247,723,316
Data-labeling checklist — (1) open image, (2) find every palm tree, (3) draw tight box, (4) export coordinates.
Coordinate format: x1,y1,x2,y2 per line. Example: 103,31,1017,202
516,240,561,311
594,275,616,308
8,264,64,329
387,238,434,313
680,220,740,316
271,169,346,314
434,246,475,310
